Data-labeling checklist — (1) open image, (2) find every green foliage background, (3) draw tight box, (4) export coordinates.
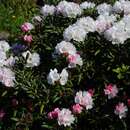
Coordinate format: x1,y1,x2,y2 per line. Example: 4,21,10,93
0,0,130,130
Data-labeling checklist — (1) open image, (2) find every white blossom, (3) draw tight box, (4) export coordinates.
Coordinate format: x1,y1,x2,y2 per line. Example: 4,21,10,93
47,68,69,85
56,1,82,18
55,41,76,55
59,68,68,85
5,56,15,67
76,17,96,32
22,51,40,67
0,67,15,87
63,24,87,42
0,51,7,67
47,68,60,85
113,1,123,13
41,5,55,16
80,1,95,10
96,14,117,33
0,40,10,52
97,3,112,15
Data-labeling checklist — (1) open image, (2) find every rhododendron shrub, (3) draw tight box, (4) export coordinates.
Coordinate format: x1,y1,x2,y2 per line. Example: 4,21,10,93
0,0,130,130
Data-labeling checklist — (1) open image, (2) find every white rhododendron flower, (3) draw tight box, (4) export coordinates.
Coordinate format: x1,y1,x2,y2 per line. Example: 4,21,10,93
0,67,15,87
68,53,83,68
59,68,68,85
75,91,93,110
56,1,82,18
22,51,40,67
5,56,16,67
41,5,55,16
47,68,60,85
80,1,95,10
55,41,76,55
76,17,96,32
114,102,128,119
47,68,68,85
0,51,7,67
97,3,112,15
57,108,75,127
63,24,87,42
104,19,129,44
32,16,42,22
96,14,117,33
0,40,10,52
122,0,130,15
113,1,123,13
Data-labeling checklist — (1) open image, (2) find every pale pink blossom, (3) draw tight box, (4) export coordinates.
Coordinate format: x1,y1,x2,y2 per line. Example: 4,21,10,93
75,91,93,110
23,35,33,43
104,84,118,99
72,104,83,114
57,108,75,127
21,22,34,32
114,102,128,119
67,53,83,68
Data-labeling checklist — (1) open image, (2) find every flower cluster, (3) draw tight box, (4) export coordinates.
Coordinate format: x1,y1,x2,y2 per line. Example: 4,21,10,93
104,15,130,44
40,0,129,44
48,90,93,127
44,1,130,127
21,22,40,67
40,0,96,18
48,108,75,127
21,22,34,44
2,0,130,129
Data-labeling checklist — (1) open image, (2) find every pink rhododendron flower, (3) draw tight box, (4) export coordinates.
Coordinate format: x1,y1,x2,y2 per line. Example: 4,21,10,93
21,22,34,32
72,104,83,114
23,35,33,43
104,84,118,99
114,102,128,119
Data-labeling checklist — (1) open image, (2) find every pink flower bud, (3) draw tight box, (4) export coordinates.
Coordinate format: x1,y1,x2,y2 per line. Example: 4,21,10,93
88,89,94,96
48,112,53,119
72,104,83,114
21,22,34,32
48,108,60,119
23,35,33,43
127,99,130,107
